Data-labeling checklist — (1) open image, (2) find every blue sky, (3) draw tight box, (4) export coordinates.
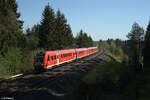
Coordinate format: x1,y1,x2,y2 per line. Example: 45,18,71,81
16,0,150,41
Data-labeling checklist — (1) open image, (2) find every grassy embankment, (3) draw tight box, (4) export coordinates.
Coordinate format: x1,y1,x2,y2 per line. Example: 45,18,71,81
64,41,136,100
65,54,135,100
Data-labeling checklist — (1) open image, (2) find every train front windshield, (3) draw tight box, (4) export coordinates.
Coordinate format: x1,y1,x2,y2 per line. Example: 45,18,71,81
35,53,45,64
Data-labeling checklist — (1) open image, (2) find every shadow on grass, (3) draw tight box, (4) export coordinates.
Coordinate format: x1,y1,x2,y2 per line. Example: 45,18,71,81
64,55,136,100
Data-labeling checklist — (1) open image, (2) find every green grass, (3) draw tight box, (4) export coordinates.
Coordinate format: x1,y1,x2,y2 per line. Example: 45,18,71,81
0,74,12,79
0,68,12,78
83,55,123,84
64,55,135,100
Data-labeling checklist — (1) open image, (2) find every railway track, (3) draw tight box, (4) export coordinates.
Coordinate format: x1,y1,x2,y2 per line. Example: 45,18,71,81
0,51,105,100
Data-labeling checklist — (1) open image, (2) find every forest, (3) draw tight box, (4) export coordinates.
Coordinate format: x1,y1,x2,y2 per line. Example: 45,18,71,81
65,22,150,99
0,0,94,77
0,0,150,99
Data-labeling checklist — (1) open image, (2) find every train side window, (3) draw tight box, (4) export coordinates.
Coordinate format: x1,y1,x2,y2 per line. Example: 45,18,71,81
61,54,63,58
54,56,56,59
48,56,50,61
51,56,53,60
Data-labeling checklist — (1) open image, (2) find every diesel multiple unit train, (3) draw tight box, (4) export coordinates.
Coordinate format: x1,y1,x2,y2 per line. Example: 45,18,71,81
34,47,98,70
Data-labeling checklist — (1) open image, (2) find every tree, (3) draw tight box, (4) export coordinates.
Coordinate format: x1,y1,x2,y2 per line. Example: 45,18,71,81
5,47,23,74
65,24,75,48
0,0,25,75
127,22,144,72
0,0,23,55
25,24,40,50
39,4,56,50
55,10,68,49
76,30,84,48
76,30,94,48
143,21,150,72
115,39,122,47
87,35,93,47
39,5,75,50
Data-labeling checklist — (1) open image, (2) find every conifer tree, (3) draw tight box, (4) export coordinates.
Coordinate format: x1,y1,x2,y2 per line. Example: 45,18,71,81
0,0,23,55
83,33,88,47
76,30,93,48
127,22,144,71
39,4,56,50
143,21,150,72
26,24,40,50
0,0,24,74
76,30,84,48
65,24,74,48
55,10,68,49
88,35,93,47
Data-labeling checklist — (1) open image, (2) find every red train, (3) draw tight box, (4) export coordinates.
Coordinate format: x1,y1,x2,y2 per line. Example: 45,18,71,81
34,47,98,70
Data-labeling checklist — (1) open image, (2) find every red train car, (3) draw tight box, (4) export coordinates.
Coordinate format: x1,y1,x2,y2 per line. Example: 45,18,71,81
34,49,76,70
58,49,76,64
34,47,98,70
88,47,98,55
76,48,88,58
34,51,59,70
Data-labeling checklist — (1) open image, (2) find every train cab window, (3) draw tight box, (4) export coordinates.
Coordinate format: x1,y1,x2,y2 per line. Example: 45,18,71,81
48,56,50,61
35,53,45,64
61,54,63,58
54,56,56,60
51,56,53,60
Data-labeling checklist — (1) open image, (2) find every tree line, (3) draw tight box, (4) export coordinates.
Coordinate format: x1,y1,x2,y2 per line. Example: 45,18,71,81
99,22,150,99
100,21,150,74
0,0,94,76
26,4,94,51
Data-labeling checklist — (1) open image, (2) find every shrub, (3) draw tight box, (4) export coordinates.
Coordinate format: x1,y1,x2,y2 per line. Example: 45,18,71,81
3,47,23,74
